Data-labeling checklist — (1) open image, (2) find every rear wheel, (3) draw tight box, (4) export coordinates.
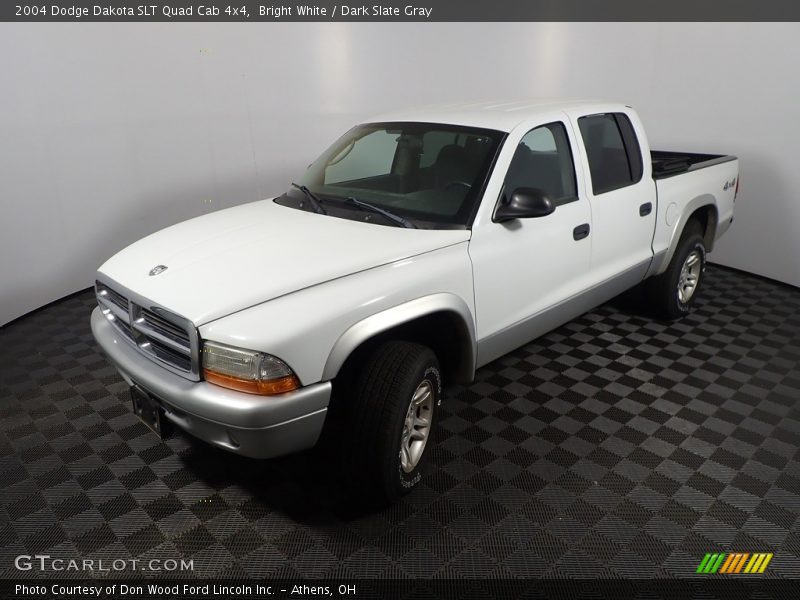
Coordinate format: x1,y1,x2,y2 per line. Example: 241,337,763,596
341,341,441,504
647,220,706,319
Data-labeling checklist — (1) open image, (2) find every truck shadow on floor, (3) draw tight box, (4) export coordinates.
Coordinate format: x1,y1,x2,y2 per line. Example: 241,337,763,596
607,283,670,320
174,430,407,524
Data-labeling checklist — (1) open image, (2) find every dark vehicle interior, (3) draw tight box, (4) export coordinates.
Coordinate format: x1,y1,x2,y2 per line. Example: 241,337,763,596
281,123,505,227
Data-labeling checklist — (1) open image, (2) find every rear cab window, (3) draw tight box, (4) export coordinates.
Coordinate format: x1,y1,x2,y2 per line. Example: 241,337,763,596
578,113,643,195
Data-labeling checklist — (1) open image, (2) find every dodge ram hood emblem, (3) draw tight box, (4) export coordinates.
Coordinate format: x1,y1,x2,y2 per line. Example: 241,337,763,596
148,265,168,276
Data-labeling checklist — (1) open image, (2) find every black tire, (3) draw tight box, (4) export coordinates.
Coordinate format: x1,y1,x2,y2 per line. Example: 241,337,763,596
646,220,706,320
341,341,441,504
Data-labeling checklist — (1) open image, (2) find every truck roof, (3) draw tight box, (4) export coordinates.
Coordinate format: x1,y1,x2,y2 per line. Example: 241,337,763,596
369,99,624,133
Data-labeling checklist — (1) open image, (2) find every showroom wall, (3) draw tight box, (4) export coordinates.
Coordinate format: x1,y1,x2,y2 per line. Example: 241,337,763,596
1,22,798,325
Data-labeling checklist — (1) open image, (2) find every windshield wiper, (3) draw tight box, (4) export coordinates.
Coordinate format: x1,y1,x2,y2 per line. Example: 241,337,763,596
290,183,327,215
342,196,417,229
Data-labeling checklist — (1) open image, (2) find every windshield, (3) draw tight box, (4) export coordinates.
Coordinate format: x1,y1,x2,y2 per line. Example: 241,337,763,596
278,122,505,228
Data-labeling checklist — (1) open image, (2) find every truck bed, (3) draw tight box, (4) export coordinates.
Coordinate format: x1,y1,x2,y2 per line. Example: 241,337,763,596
649,150,739,280
651,150,737,180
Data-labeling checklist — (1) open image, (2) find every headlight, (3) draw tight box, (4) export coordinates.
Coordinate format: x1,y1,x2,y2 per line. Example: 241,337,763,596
202,341,300,395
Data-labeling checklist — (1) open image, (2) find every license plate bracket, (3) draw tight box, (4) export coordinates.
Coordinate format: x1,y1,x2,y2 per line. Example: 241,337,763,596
130,386,171,438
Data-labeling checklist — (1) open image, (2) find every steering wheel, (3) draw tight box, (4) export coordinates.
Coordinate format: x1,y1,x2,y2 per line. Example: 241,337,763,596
443,181,472,192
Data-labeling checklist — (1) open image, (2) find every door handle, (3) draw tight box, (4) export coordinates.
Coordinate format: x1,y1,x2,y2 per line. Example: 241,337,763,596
639,202,653,216
573,223,590,241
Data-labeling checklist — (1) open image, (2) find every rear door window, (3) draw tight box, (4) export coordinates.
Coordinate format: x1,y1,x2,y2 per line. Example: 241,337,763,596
578,113,643,195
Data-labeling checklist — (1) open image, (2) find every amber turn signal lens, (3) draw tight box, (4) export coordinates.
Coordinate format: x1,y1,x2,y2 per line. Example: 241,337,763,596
203,369,300,396
201,341,301,395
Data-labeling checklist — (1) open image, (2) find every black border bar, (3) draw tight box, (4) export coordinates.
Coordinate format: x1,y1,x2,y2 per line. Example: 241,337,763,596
4,0,800,22
2,579,798,600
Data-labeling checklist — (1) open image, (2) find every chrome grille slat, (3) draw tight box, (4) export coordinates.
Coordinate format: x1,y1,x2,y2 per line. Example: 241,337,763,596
95,280,198,379
116,320,136,341
97,284,129,312
141,310,190,347
146,340,192,371
131,317,190,353
97,295,130,323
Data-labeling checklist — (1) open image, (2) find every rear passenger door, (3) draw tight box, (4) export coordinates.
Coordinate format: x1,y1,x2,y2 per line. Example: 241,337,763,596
575,112,656,286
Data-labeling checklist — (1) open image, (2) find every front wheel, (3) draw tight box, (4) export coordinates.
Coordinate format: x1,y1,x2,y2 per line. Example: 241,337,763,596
647,220,707,319
341,341,441,504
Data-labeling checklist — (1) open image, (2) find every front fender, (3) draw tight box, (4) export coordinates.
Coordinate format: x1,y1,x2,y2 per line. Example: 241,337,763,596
199,242,475,385
321,293,476,382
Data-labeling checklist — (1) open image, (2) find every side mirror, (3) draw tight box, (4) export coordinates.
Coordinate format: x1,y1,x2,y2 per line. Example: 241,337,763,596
494,187,555,222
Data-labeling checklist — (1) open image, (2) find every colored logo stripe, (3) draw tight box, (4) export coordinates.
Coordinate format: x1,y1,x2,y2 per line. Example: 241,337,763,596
697,553,773,574
696,553,725,573
746,553,773,574
718,553,736,573
720,553,748,573
696,553,713,573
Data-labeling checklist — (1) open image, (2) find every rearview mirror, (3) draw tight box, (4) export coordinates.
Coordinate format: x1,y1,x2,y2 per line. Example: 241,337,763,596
494,187,555,222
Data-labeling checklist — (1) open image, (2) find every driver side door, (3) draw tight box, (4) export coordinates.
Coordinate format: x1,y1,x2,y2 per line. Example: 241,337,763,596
469,121,593,366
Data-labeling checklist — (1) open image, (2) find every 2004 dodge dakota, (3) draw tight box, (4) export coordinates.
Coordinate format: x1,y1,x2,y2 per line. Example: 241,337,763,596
92,100,738,502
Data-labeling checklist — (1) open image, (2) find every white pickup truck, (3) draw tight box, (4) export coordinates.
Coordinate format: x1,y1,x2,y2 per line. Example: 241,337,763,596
92,100,738,502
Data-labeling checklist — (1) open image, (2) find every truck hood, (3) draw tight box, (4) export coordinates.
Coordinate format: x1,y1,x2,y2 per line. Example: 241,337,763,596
98,199,470,325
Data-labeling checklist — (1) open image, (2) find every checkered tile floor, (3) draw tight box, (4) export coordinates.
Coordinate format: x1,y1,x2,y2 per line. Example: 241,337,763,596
1,265,799,580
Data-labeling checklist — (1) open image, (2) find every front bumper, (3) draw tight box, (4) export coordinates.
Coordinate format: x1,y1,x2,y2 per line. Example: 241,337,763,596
91,307,330,459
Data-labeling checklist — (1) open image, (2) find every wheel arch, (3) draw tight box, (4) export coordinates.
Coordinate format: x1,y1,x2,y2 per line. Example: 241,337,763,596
322,293,477,386
653,195,718,276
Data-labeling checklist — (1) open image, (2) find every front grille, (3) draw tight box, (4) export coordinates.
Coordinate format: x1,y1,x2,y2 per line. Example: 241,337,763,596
115,319,135,342
147,339,193,371
96,280,198,379
103,286,129,312
142,309,191,349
